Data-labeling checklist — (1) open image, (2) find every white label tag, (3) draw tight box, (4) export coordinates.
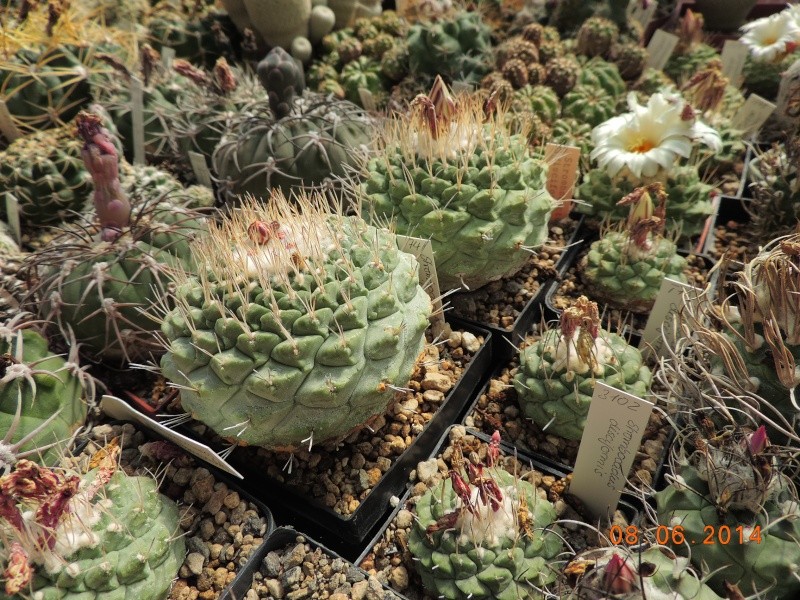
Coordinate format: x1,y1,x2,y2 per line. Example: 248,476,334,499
629,0,658,26
99,395,243,479
161,46,176,70
570,382,654,521
396,234,445,336
731,93,776,135
720,40,748,87
188,151,213,188
4,193,21,244
544,143,581,201
358,88,377,111
646,30,679,71
0,100,22,141
774,59,800,129
640,277,701,358
130,77,146,166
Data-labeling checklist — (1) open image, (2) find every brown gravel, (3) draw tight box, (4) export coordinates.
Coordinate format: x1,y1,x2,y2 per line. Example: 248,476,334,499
63,420,271,600
449,218,580,329
709,220,760,264
359,426,633,600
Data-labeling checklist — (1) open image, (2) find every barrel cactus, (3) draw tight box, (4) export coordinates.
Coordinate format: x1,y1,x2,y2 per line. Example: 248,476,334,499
560,84,616,127
582,184,689,313
361,76,555,291
664,10,719,83
158,191,432,451
27,112,206,364
0,319,89,470
513,296,652,441
408,432,564,600
0,448,185,599
213,47,372,202
656,421,800,597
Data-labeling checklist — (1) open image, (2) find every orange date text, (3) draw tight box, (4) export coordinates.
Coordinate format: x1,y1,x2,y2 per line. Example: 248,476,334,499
609,524,762,546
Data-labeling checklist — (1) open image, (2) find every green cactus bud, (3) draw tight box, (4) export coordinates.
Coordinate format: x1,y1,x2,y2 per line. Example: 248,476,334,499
258,47,306,119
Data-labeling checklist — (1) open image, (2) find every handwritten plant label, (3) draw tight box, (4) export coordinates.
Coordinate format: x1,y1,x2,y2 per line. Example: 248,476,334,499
396,234,445,336
646,30,679,71
720,40,748,86
100,395,243,478
628,0,658,27
160,46,176,70
544,143,580,201
774,59,800,129
640,277,701,358
188,151,213,188
130,77,146,165
4,193,21,244
0,100,22,142
570,382,654,521
732,94,776,135
358,88,377,111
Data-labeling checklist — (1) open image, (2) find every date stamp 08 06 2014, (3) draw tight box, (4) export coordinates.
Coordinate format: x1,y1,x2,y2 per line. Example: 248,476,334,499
610,524,763,546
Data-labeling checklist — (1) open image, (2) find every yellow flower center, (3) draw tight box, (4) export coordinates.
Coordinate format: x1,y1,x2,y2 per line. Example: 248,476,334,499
763,36,778,45
628,138,656,153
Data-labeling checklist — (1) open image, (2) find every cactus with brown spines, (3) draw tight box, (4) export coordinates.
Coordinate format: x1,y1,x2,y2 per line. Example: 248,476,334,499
545,55,580,96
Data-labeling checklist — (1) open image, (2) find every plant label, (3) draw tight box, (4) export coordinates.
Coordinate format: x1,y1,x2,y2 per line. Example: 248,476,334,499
130,77,146,165
732,94,776,135
774,59,800,130
570,382,654,521
396,234,445,336
544,143,580,201
628,0,657,26
188,151,214,188
358,88,377,111
720,40,748,86
640,277,701,358
0,100,22,141
4,193,21,244
100,395,244,478
161,46,176,70
646,30,679,71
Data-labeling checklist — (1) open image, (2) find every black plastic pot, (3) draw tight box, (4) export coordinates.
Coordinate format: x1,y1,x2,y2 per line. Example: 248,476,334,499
355,425,643,600
214,317,493,556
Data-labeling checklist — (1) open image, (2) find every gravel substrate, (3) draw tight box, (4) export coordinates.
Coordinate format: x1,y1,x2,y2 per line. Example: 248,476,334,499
359,426,633,600
448,218,580,329
175,326,483,517
463,344,669,491
709,219,760,263
549,250,712,334
246,535,401,600
63,420,272,600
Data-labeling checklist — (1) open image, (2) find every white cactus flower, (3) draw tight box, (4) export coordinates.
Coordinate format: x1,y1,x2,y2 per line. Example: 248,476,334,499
740,10,800,63
590,92,722,180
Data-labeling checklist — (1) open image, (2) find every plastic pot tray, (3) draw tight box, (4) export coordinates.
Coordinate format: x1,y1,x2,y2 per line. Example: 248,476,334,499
219,317,493,554
95,420,277,600
701,195,752,260
355,425,642,600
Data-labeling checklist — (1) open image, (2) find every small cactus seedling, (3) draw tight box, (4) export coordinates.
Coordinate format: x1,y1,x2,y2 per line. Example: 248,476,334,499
158,190,432,451
581,183,689,313
513,296,652,440
407,431,564,599
0,442,185,599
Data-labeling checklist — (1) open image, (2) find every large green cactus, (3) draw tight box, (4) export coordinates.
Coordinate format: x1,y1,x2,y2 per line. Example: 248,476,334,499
513,296,651,441
0,456,185,600
159,192,432,451
362,77,554,291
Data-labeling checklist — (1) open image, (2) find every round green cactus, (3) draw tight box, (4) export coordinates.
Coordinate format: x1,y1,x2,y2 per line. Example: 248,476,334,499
0,324,88,470
0,458,185,600
362,78,555,291
664,43,719,83
577,56,626,98
340,56,386,105
511,84,561,124
408,447,563,600
561,84,616,127
514,296,652,441
159,193,432,451
551,118,593,155
744,50,800,99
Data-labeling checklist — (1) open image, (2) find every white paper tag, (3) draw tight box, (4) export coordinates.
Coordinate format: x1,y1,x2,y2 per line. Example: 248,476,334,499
161,46,176,70
774,59,800,129
396,234,445,336
720,40,748,87
629,0,658,26
358,88,377,111
99,395,243,479
0,100,22,141
731,93,776,135
570,382,654,521
646,30,679,71
4,193,21,244
640,277,701,358
130,77,146,166
188,151,213,188
544,143,581,201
